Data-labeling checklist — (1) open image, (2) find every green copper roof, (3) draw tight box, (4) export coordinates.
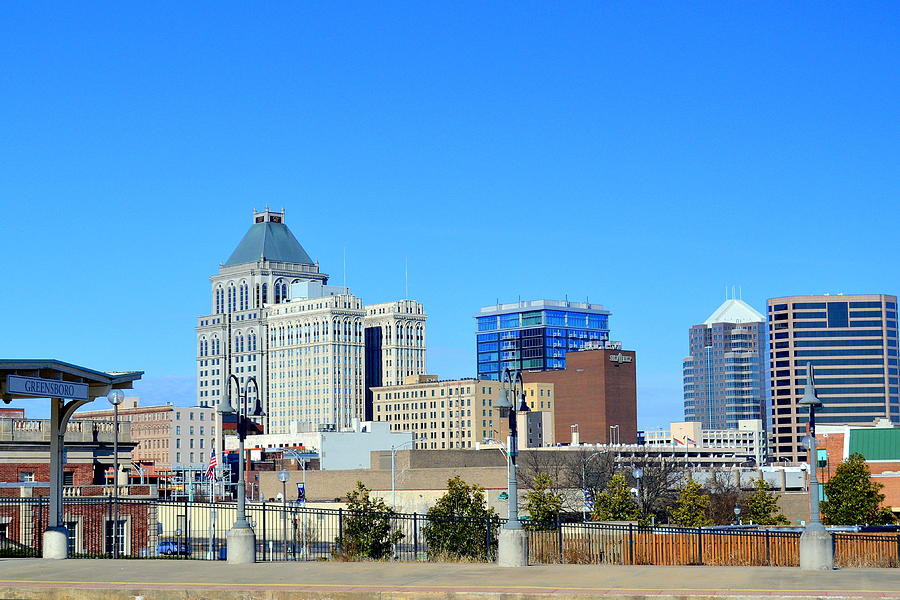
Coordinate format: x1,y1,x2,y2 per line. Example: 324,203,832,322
849,428,900,461
225,220,314,267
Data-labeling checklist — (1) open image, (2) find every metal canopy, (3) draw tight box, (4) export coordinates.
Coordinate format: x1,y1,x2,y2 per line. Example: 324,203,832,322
0,359,142,559
0,359,142,401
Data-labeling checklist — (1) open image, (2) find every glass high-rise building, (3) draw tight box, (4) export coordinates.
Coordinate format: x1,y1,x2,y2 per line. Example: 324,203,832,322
475,300,611,381
683,299,767,431
767,294,899,463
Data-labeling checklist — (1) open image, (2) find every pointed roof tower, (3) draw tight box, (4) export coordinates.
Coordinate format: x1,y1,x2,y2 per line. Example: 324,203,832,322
703,299,765,325
224,208,315,267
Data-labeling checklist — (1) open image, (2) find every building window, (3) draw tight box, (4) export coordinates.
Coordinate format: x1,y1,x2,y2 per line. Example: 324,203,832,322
19,472,34,483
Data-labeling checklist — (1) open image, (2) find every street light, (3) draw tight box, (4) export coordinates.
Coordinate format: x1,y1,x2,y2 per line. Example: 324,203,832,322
798,363,833,570
278,470,289,559
609,425,619,445
107,389,124,559
734,504,741,526
496,367,530,567
632,467,644,521
391,438,426,508
218,375,264,564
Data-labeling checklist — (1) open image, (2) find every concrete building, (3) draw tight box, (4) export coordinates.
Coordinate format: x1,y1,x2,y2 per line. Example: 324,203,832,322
224,420,412,470
364,300,427,421
475,299,611,381
265,283,366,432
196,208,329,416
683,299,767,430
196,210,427,432
522,348,637,445
371,375,555,450
768,294,899,462
643,419,767,465
0,416,135,493
77,399,216,471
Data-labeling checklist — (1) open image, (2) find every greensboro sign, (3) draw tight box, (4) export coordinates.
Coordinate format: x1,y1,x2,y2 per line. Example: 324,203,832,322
6,375,89,400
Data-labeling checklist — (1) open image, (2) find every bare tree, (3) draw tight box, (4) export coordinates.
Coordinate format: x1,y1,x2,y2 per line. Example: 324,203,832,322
704,469,747,526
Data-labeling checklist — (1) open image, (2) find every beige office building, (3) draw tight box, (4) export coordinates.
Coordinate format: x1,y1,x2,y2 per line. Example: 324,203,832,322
371,375,554,449
768,294,899,463
77,398,216,470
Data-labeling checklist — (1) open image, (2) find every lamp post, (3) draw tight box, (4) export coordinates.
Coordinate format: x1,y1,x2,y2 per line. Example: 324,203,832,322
391,438,426,508
278,470,289,558
632,467,644,520
609,425,619,445
495,367,530,567
798,363,833,570
218,375,264,564
734,505,741,526
107,389,124,558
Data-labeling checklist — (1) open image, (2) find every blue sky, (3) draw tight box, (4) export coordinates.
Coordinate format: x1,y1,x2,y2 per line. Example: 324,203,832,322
1,3,897,427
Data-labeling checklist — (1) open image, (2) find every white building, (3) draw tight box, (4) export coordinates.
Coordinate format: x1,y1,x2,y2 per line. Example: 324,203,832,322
196,209,427,432
224,420,412,470
363,300,427,421
643,419,767,465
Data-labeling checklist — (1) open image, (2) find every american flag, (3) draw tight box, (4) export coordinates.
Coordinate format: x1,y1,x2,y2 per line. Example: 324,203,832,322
205,449,217,481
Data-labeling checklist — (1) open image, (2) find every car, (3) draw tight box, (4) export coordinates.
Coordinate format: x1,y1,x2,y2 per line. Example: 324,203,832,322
156,540,191,556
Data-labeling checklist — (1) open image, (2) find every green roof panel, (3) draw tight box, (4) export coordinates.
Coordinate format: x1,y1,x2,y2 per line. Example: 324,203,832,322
848,428,900,461
224,221,314,267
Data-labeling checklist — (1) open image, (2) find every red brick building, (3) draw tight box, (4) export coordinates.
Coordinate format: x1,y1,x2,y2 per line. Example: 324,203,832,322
523,348,637,445
816,421,900,516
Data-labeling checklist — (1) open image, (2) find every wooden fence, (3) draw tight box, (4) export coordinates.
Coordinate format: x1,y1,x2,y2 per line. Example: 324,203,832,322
527,524,900,568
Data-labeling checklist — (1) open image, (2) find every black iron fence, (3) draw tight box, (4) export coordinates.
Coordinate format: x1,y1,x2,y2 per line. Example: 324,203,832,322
0,497,896,568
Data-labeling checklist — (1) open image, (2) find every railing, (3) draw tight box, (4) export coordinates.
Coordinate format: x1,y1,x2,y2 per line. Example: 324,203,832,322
0,497,896,567
0,418,129,443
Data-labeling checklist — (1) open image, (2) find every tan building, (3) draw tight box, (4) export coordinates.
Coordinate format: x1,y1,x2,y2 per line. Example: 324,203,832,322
767,294,899,463
371,375,554,450
77,398,216,470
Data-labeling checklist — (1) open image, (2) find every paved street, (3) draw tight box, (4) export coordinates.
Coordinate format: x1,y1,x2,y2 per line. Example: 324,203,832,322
0,559,899,599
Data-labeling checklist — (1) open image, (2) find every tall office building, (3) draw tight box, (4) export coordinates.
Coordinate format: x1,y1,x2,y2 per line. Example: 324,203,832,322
196,209,329,416
768,294,899,463
197,210,427,432
475,300,611,381
363,301,427,421
683,299,767,431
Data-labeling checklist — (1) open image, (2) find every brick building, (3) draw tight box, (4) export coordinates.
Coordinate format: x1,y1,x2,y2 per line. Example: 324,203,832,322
77,398,215,471
522,348,637,445
816,420,900,515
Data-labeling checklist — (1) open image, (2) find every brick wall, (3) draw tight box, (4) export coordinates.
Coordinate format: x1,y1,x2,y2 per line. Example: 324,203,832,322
523,349,637,445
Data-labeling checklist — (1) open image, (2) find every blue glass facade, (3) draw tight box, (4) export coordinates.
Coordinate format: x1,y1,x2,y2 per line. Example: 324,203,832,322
475,302,610,380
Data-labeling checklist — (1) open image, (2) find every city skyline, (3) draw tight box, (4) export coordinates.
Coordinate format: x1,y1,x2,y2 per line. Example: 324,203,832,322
1,4,897,430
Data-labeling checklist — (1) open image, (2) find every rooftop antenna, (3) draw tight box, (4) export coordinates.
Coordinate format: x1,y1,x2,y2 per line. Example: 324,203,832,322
343,247,347,287
731,285,736,300
404,256,409,299
739,285,743,300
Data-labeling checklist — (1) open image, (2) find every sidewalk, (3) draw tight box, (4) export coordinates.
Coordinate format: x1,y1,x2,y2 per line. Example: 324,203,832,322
0,559,899,599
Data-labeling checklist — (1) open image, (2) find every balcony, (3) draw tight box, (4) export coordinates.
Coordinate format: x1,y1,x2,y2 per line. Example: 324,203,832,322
0,419,131,444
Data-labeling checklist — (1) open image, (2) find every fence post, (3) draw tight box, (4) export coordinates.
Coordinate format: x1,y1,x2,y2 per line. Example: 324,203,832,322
107,495,113,557
557,516,563,563
628,523,634,565
412,513,418,560
261,500,267,562
183,496,189,560
338,508,344,551
765,530,771,566
37,498,44,555
696,527,703,565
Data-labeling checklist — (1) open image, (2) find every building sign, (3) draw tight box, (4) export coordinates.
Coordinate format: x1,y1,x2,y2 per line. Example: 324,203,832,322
6,375,89,400
608,353,633,364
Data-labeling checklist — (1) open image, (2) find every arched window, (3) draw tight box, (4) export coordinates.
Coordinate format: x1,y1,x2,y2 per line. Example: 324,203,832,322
249,331,257,351
227,284,236,313
261,283,268,305
240,282,249,310
199,337,208,357
212,337,220,355
235,333,244,353
215,287,224,314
